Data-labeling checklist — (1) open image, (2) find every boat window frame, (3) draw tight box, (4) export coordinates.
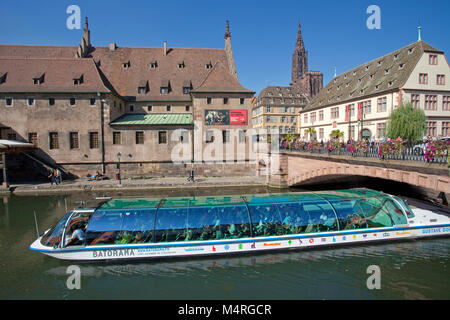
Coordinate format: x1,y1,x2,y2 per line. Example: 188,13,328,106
63,209,95,248
312,193,341,231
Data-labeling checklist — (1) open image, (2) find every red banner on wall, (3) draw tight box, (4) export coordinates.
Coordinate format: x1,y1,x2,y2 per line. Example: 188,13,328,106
230,110,248,125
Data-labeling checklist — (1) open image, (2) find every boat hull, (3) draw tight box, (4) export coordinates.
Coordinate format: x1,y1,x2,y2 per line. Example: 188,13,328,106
30,223,450,262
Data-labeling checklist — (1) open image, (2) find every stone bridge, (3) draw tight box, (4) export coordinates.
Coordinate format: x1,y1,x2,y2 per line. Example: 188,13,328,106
256,151,450,195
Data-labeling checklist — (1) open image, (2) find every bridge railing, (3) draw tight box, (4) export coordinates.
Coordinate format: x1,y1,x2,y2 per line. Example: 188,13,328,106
280,141,449,165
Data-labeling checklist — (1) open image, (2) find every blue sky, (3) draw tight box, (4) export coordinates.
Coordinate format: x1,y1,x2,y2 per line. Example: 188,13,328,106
1,0,449,95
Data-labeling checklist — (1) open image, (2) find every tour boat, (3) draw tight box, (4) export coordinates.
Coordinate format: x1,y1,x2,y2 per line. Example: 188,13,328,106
29,188,450,262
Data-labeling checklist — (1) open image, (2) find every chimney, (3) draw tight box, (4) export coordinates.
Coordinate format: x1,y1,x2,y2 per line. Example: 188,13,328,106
163,41,167,56
109,43,117,52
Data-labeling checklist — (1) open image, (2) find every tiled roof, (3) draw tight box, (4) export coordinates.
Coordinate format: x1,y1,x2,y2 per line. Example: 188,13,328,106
110,113,193,125
0,44,251,100
303,41,443,112
0,57,110,93
254,86,309,107
191,61,254,93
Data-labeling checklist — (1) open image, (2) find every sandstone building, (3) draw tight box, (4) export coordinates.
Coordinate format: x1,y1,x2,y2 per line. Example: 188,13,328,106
300,40,450,141
0,19,255,179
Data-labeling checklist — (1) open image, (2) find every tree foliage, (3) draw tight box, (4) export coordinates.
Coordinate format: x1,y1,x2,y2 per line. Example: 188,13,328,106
387,102,426,141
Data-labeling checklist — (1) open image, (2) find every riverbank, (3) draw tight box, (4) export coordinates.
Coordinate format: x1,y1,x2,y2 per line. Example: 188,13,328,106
0,175,267,196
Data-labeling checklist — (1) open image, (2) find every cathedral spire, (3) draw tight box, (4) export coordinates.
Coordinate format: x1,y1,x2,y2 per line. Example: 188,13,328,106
76,16,91,58
225,20,231,39
296,22,305,49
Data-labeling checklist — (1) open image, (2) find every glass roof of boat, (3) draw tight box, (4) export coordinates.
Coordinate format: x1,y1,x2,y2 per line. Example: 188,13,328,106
97,188,388,210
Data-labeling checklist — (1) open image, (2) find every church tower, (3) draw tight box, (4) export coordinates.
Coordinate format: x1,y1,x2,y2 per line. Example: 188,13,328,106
292,23,308,80
290,22,323,98
76,17,92,58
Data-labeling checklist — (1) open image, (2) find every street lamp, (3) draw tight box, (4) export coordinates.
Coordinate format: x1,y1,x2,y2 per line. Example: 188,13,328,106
117,152,121,185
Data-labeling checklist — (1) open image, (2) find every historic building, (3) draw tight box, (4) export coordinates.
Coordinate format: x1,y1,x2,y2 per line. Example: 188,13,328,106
0,19,255,179
251,86,308,135
300,40,450,142
291,23,323,99
251,23,318,135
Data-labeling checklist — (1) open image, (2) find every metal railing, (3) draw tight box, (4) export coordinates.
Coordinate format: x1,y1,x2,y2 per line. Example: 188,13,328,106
280,141,449,165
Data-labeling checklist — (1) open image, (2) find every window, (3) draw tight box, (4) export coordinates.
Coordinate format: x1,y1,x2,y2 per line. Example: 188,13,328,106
69,132,79,149
113,132,121,145
411,94,420,109
319,110,324,121
183,87,190,94
185,106,190,112
239,130,246,143
443,96,450,111
319,128,324,140
166,105,171,112
429,54,438,65
158,131,167,144
178,61,185,69
240,98,245,105
377,97,387,112
33,74,44,85
136,131,144,145
310,112,316,123
223,97,229,104
90,98,96,106
362,100,371,115
419,73,428,84
129,105,135,112
331,107,339,119
377,123,386,139
147,105,152,112
427,121,437,137
222,130,230,143
27,98,35,106
7,133,16,141
205,62,212,69
69,98,76,106
207,97,212,104
150,60,158,69
437,74,445,85
5,97,13,106
138,87,146,94
160,87,169,95
48,98,55,106
28,133,38,147
122,61,131,69
425,95,437,110
442,122,450,137
205,130,214,143
49,132,59,150
89,132,99,149
73,75,83,85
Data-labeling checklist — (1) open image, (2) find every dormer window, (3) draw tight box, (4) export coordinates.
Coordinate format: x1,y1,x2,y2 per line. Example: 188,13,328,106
33,73,44,85
385,69,390,75
399,64,405,70
138,80,149,94
388,81,393,87
150,60,158,69
123,61,131,69
182,80,192,94
178,61,185,69
377,61,383,66
205,62,213,69
408,48,414,55
365,66,370,71
0,72,7,84
160,79,171,94
73,74,83,85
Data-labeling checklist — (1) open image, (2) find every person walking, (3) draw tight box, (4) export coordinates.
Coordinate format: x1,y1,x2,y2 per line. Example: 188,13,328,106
48,169,55,185
55,168,62,185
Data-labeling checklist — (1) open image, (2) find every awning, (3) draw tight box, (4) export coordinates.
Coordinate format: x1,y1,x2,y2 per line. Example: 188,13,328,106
110,114,193,126
0,139,35,149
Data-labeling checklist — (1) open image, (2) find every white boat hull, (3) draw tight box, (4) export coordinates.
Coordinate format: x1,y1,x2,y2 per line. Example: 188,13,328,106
30,222,450,262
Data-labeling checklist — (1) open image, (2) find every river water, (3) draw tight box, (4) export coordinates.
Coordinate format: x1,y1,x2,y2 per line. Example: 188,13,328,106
0,185,449,300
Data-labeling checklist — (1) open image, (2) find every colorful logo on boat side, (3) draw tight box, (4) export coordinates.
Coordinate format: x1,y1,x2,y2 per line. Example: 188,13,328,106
238,244,243,250
332,237,336,242
383,232,390,237
396,232,411,236
321,238,326,243
212,245,216,252
309,239,314,244
288,240,292,245
353,235,356,240
264,243,281,247
224,245,230,251
251,242,256,249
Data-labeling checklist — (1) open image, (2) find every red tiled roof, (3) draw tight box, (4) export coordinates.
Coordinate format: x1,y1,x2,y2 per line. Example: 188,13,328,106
191,61,254,93
0,57,110,93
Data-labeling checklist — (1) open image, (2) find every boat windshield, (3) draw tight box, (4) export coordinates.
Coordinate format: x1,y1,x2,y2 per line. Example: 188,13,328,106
83,190,409,246
40,211,73,247
393,196,415,219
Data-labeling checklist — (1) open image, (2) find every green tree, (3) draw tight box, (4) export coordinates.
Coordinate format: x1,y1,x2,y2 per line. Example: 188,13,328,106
387,102,427,141
329,129,344,140
305,128,316,140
